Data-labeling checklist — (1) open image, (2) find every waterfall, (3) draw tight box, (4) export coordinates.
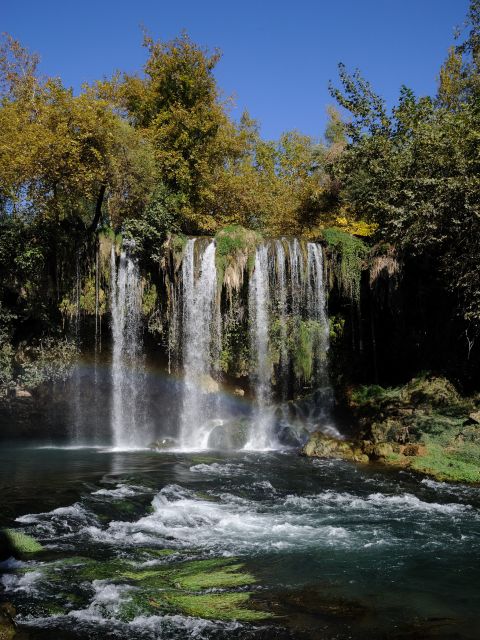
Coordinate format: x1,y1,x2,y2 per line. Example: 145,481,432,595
110,244,145,449
243,239,331,449
179,239,218,449
246,244,274,449
306,242,330,385
275,240,288,398
289,238,304,319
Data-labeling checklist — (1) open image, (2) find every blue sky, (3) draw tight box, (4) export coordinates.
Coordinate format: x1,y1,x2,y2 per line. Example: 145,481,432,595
4,0,470,140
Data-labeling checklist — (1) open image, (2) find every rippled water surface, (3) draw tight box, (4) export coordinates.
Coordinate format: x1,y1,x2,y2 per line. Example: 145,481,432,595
1,448,480,639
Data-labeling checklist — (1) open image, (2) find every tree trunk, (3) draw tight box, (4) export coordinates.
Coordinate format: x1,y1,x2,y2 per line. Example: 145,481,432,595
87,184,106,235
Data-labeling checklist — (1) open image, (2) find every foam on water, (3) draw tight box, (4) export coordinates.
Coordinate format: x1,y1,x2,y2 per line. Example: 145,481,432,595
283,490,475,516
81,483,352,553
189,463,247,476
1,571,43,594
91,483,148,498
68,580,134,623
16,502,98,538
129,614,243,637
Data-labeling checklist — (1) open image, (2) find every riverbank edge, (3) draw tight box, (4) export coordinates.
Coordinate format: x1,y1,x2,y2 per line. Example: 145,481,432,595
303,375,480,484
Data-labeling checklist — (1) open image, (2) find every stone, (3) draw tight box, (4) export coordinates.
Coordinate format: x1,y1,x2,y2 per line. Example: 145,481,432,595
372,442,393,458
402,443,425,456
302,432,357,461
207,419,249,450
468,411,480,425
150,437,177,450
277,426,305,448
233,388,245,397
199,375,219,394
0,603,15,640
14,388,31,398
352,448,369,463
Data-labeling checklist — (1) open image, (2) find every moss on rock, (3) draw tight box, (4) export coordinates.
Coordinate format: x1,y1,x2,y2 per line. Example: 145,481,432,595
2,529,43,554
341,375,480,483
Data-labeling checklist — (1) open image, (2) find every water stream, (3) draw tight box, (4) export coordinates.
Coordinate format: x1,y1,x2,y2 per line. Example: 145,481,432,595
1,447,479,640
179,239,218,449
247,244,274,449
110,245,145,449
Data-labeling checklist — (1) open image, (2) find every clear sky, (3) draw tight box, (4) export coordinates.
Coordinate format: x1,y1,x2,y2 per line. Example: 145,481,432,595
3,0,470,140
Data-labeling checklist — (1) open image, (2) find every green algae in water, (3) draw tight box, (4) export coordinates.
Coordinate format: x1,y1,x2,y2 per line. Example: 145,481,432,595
164,592,272,621
171,558,255,590
115,556,268,622
3,529,43,554
135,547,177,558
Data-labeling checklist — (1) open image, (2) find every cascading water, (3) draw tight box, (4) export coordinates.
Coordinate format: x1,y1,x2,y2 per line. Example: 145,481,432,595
246,244,274,449
179,239,219,449
245,239,331,449
289,238,304,319
306,242,330,383
168,236,331,451
110,244,145,449
275,240,288,397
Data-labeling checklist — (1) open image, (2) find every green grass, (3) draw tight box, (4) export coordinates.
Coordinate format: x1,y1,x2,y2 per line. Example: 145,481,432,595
410,436,480,483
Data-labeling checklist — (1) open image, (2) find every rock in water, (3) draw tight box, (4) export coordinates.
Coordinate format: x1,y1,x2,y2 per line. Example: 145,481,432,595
302,432,369,463
150,437,177,450
207,419,249,450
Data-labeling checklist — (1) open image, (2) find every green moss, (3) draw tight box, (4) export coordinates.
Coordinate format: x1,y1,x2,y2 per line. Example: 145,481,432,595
173,559,254,590
115,556,269,623
350,375,480,483
214,225,261,291
164,592,271,621
171,233,188,254
142,283,157,316
323,228,368,303
3,529,43,554
76,558,134,581
329,315,345,342
136,548,176,558
216,225,248,257
120,569,170,585
291,320,323,384
169,233,188,270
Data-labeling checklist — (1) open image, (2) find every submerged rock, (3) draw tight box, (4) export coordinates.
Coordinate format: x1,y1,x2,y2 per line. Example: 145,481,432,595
277,425,309,448
207,419,249,450
150,437,177,450
0,604,16,640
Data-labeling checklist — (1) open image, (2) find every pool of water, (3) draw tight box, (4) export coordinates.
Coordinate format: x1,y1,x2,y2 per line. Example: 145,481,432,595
1,447,479,639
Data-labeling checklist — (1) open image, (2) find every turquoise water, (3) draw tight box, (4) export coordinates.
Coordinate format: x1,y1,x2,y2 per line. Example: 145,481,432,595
1,447,479,639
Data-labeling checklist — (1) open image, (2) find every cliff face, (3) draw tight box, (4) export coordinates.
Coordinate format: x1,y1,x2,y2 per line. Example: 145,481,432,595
2,227,479,444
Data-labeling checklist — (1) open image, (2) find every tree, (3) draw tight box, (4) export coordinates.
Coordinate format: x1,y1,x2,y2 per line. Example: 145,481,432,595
328,13,480,340
107,32,244,233
0,35,154,233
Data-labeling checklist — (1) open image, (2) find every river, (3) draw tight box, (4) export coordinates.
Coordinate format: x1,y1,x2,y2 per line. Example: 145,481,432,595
1,447,479,639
